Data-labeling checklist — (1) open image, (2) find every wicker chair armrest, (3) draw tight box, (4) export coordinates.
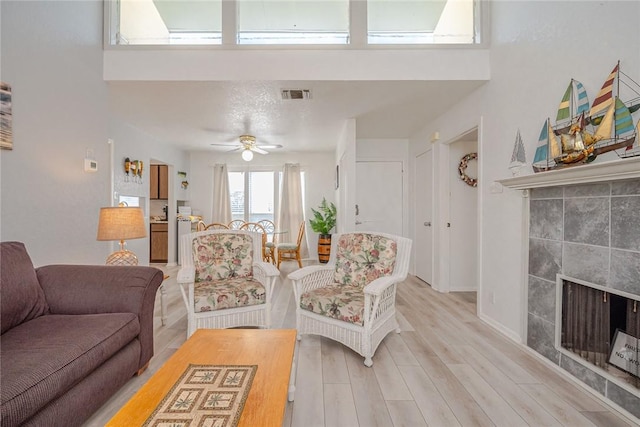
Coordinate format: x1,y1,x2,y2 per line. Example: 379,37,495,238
288,265,334,302
253,261,280,278
363,276,399,296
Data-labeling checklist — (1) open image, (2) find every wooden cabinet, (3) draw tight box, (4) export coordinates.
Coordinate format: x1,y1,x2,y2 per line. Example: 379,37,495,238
150,165,168,200
150,223,168,263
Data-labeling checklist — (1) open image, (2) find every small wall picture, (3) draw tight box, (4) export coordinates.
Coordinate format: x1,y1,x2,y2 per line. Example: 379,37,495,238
1,82,12,150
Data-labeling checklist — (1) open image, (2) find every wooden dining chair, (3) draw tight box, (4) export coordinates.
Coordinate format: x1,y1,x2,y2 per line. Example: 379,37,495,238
277,222,305,269
257,219,277,264
228,219,246,230
204,222,229,230
240,222,271,263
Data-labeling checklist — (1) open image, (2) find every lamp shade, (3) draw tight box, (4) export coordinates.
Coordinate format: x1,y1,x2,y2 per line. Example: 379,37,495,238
97,207,146,241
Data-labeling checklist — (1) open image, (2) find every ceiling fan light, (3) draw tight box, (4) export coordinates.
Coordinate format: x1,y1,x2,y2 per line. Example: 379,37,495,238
241,149,253,161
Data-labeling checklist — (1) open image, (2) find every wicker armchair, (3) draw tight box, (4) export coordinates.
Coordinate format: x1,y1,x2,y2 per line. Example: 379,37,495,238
177,230,280,337
289,232,411,367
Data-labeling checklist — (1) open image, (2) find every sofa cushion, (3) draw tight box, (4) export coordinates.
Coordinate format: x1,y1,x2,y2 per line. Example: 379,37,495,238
0,242,48,334
0,313,140,426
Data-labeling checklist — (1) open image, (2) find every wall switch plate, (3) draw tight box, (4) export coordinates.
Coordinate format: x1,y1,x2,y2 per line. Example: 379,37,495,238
84,158,98,172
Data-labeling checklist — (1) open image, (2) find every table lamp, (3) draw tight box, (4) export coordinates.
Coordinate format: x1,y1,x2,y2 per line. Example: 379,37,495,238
97,206,147,265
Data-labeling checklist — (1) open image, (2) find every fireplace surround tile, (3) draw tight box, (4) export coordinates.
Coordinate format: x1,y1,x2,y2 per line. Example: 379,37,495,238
563,242,609,286
564,182,611,198
611,196,640,252
531,186,563,199
612,179,640,196
527,313,559,364
607,382,640,419
529,238,562,282
564,197,610,247
527,275,556,323
559,354,607,395
609,249,640,295
530,199,563,240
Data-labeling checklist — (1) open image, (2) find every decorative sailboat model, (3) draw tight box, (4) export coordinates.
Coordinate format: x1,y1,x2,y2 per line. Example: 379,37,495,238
553,78,590,136
509,129,527,175
532,118,563,172
588,62,639,157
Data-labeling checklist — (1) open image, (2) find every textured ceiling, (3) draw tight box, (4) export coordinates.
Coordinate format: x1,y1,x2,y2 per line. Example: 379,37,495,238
108,79,485,153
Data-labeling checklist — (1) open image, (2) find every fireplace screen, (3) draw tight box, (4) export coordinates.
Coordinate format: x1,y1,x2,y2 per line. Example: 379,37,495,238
561,280,639,387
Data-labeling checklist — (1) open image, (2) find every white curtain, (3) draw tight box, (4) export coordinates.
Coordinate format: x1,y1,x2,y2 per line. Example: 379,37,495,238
278,163,308,258
212,164,232,224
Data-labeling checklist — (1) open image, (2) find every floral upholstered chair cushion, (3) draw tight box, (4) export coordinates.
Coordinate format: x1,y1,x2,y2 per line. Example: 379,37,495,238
191,233,264,312
299,285,365,325
193,277,265,312
300,233,397,325
333,233,397,289
192,233,254,282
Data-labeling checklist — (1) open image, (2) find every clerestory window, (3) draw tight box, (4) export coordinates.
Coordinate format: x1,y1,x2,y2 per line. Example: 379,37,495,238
111,0,482,46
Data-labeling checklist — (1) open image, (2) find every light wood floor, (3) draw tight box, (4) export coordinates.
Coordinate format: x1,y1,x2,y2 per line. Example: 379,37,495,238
84,262,639,427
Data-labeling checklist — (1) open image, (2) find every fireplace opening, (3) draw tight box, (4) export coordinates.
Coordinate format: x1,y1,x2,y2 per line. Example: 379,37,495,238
561,279,639,389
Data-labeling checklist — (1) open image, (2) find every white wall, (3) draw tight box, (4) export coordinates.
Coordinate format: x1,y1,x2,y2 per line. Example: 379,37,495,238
187,150,335,261
0,1,109,266
336,119,356,233
410,0,640,341
449,139,477,291
0,1,191,267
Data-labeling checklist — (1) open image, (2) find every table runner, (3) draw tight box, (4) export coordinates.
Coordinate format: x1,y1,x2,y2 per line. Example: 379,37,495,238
143,364,257,427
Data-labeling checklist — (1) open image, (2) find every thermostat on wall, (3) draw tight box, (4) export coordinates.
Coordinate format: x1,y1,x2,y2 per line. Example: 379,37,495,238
84,158,98,172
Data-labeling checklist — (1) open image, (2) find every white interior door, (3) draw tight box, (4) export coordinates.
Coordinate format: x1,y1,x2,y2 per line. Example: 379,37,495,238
415,150,433,284
355,161,403,235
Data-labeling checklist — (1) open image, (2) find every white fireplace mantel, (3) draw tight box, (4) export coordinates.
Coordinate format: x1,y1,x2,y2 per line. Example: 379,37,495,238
497,157,640,190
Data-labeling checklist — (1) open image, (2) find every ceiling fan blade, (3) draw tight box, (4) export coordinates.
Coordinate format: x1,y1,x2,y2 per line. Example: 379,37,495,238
252,147,269,155
255,144,283,149
227,147,243,152
210,142,241,146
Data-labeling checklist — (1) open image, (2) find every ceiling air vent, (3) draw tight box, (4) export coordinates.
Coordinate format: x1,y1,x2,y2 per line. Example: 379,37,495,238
281,89,312,100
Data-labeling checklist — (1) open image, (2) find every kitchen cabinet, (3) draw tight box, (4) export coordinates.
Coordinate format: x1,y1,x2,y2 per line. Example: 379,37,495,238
150,222,168,263
150,165,168,200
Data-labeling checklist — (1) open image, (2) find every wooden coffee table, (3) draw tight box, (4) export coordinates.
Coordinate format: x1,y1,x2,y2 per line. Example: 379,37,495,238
107,329,297,427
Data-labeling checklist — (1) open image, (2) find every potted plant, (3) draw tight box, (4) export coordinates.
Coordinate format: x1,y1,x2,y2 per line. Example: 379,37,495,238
309,197,337,263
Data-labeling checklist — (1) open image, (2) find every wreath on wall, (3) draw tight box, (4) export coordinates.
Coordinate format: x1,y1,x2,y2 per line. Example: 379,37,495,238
458,152,478,187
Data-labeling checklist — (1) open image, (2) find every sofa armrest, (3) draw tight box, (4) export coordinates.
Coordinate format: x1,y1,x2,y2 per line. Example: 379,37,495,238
36,265,164,370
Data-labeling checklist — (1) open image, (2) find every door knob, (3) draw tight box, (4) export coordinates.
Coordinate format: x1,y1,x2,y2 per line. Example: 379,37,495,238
424,221,431,227
355,220,363,225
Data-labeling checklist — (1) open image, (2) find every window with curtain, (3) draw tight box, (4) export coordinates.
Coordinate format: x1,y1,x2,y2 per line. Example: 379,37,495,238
229,171,277,222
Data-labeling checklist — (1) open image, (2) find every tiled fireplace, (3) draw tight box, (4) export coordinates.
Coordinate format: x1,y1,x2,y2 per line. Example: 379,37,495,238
527,178,640,418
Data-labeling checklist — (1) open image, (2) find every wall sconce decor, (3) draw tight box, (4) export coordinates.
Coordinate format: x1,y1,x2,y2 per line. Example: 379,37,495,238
124,157,144,184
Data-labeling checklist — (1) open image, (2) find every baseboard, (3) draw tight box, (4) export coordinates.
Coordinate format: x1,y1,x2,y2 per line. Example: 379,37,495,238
519,342,640,426
478,312,639,424
478,313,522,344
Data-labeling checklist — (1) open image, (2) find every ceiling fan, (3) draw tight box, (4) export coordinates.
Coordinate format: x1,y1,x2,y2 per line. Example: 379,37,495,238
210,134,283,161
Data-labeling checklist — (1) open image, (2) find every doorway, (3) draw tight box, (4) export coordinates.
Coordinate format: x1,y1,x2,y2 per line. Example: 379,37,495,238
414,150,433,285
448,132,478,291
355,161,403,235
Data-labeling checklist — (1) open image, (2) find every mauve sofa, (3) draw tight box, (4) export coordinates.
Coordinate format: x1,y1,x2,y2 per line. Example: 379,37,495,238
0,242,163,427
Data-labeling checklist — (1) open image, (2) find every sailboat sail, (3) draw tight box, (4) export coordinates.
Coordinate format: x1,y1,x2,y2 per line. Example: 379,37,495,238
590,64,618,119
533,119,562,171
509,129,526,169
593,97,636,155
557,79,589,122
